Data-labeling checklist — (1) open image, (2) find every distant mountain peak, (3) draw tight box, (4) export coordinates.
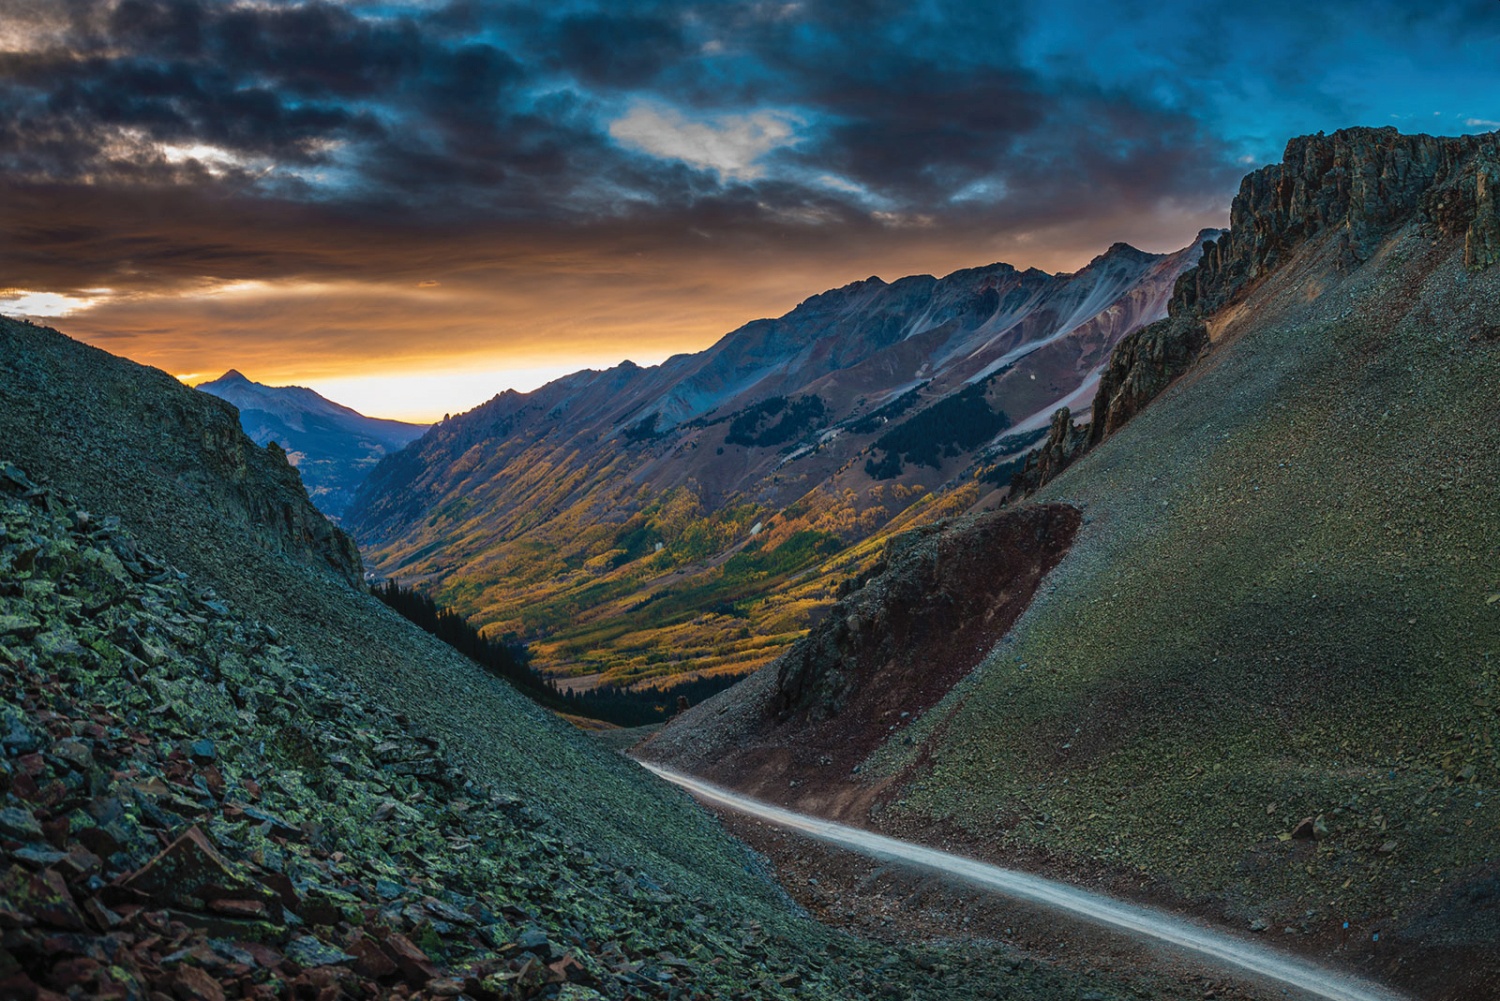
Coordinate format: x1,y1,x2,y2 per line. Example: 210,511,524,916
1082,242,1158,270
196,369,428,518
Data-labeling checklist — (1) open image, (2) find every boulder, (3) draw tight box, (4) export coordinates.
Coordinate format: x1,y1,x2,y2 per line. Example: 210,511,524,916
122,827,279,918
0,865,85,930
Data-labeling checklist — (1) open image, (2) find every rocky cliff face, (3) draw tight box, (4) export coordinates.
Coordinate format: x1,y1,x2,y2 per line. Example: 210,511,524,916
1465,162,1500,269
773,503,1081,728
1186,127,1500,311
1007,405,1093,495
1087,315,1209,444
0,319,362,584
1020,127,1500,497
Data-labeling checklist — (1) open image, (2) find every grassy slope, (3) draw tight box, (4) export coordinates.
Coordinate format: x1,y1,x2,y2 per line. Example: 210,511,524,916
419,470,971,689
870,228,1500,984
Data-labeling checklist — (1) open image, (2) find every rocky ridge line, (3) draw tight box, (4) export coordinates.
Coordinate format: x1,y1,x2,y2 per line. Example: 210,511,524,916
0,318,363,587
1012,126,1500,497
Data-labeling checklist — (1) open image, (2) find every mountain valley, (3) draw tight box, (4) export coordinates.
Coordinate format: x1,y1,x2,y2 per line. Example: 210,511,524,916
0,123,1494,1001
346,232,1217,691
6,1,1497,997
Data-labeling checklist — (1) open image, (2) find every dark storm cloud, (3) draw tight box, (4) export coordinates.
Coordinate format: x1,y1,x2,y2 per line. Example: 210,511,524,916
0,1,1237,247
665,0,1049,198
549,11,690,88
6,0,1494,324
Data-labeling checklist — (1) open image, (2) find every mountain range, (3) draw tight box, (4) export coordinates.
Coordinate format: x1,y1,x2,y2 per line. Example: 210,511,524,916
197,369,428,518
346,230,1218,687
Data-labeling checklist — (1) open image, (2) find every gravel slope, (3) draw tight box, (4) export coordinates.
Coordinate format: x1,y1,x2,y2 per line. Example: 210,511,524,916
876,216,1500,1000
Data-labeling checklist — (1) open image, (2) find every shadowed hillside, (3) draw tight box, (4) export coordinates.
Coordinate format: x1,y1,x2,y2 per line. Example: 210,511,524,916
0,316,756,894
0,315,1262,1000
643,127,1500,1000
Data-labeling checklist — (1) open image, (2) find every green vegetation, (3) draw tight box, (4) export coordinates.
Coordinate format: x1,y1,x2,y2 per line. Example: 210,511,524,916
977,453,1031,487
723,528,845,579
866,378,1011,477
973,426,1053,488
725,394,828,447
846,382,930,434
864,450,904,479
373,579,738,726
620,412,663,442
355,392,977,691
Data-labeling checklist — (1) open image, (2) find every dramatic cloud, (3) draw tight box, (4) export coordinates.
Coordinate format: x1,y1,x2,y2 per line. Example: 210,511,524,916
2,0,1496,417
610,102,803,180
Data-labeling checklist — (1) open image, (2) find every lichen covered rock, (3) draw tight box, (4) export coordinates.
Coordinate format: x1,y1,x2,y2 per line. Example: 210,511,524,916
0,464,903,999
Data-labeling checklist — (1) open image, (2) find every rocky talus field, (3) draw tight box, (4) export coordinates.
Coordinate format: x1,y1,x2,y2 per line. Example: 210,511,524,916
646,128,1500,1001
0,321,1284,998
0,462,1283,1001
0,462,831,1000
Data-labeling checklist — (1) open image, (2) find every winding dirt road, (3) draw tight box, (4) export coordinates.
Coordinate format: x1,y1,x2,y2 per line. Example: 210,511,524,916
642,762,1408,1001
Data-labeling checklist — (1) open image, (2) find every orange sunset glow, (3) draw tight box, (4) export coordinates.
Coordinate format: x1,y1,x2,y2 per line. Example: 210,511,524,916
7,206,1224,421
2,0,1494,423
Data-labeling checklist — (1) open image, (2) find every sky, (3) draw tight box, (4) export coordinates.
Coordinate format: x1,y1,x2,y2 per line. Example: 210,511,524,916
2,0,1497,420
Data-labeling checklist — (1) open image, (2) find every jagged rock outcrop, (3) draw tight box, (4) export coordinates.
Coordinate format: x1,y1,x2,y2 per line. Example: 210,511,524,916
775,503,1081,726
1087,316,1210,444
1466,162,1500,270
0,318,362,585
1014,126,1500,500
1008,406,1092,495
1186,126,1500,312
